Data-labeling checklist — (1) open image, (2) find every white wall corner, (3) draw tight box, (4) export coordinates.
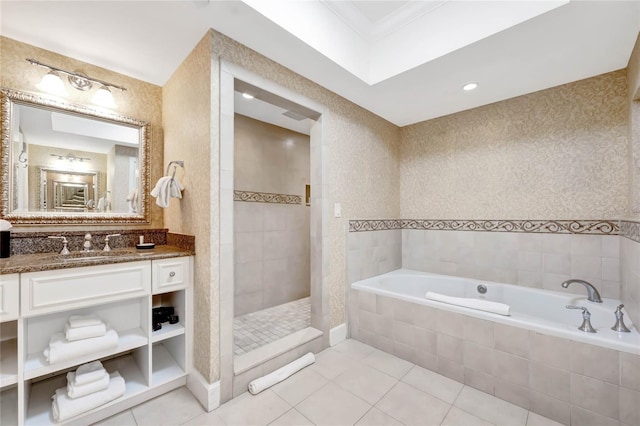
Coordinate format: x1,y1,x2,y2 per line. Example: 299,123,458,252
329,323,347,346
187,371,220,412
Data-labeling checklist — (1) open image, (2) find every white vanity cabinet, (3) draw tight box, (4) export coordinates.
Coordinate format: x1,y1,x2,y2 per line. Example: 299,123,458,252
1,255,193,426
0,274,20,426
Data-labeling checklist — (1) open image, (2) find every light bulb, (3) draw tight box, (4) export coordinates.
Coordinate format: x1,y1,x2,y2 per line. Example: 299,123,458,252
462,82,478,91
37,71,67,96
92,85,116,108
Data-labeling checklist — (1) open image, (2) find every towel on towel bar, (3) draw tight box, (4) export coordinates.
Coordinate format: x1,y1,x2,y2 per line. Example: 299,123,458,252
248,352,315,395
151,176,184,208
425,292,511,316
68,314,103,329
67,370,110,398
43,329,119,364
68,361,107,386
65,322,107,341
52,371,125,422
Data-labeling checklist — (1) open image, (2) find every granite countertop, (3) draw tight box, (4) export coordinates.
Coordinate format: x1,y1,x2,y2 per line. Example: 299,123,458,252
0,245,194,275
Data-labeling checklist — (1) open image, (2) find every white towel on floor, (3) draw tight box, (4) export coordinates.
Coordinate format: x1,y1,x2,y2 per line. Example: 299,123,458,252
425,292,511,316
66,370,110,399
65,322,107,341
52,371,125,422
68,361,106,386
248,352,315,395
43,329,119,364
68,315,103,329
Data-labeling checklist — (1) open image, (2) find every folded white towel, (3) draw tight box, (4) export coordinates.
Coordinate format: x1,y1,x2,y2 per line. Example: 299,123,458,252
248,352,315,395
151,176,184,208
43,329,119,364
65,322,107,341
52,371,125,422
68,315,103,329
425,292,511,316
68,361,106,386
66,371,110,399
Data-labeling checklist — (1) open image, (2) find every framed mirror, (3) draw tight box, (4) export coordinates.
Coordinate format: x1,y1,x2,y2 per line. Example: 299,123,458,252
1,88,150,224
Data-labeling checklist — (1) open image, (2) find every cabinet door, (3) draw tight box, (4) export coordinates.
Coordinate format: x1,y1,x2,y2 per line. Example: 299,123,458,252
152,257,191,294
0,274,19,322
21,261,151,316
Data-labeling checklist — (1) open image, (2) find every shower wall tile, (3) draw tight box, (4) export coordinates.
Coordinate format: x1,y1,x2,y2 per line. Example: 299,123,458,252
346,229,402,284
233,115,310,317
621,232,640,327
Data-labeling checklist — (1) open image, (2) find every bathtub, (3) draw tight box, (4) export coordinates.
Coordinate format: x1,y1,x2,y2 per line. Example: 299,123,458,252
351,269,640,355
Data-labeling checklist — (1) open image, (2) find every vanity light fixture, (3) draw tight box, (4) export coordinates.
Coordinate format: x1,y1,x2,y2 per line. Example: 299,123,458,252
242,93,254,99
27,58,126,107
36,70,68,96
50,153,91,162
462,82,479,91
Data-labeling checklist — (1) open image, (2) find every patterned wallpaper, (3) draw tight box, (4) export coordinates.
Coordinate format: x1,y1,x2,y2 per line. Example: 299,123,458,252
163,34,219,382
400,70,628,220
0,36,164,230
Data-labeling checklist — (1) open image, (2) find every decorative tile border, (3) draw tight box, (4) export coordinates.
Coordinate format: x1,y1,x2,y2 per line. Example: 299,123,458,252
233,190,301,204
621,220,640,243
349,219,620,235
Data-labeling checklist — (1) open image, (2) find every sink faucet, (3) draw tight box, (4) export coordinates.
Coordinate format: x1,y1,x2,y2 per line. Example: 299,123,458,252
48,236,70,255
83,233,93,252
103,234,121,252
561,279,602,303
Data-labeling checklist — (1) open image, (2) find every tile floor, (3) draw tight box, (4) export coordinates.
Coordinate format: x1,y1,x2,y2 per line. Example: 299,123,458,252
234,297,311,355
96,339,565,426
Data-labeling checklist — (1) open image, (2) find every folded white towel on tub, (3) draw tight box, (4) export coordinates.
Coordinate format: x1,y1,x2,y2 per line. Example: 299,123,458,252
68,361,106,386
65,322,107,341
426,292,511,316
248,352,315,395
52,371,125,422
43,329,119,364
67,370,110,398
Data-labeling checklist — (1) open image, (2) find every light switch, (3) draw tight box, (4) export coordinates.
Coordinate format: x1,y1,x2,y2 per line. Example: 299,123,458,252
334,203,342,218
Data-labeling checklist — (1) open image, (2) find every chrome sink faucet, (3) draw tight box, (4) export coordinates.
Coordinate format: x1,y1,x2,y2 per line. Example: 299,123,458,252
561,279,602,303
103,234,121,252
83,233,93,251
566,305,596,333
48,236,70,255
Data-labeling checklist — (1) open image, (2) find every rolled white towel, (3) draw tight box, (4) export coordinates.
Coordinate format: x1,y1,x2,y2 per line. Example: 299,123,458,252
66,370,109,399
151,176,172,208
68,361,106,386
425,292,511,316
68,315,103,329
248,352,315,395
65,322,107,342
52,371,125,422
43,329,119,364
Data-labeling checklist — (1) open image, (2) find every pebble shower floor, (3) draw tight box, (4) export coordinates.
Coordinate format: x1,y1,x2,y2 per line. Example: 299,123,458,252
233,297,311,355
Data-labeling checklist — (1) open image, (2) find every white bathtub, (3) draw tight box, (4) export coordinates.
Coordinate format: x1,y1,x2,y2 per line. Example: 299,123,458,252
352,269,640,355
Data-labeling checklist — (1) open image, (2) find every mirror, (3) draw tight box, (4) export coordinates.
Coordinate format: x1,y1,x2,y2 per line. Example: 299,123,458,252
1,89,150,224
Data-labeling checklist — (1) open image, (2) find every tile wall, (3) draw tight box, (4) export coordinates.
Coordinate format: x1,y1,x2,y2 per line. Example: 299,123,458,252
347,229,402,285
234,114,310,316
402,230,621,299
349,289,640,426
621,222,640,326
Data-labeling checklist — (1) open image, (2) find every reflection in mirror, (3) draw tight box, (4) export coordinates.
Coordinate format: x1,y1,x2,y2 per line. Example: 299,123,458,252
1,89,150,224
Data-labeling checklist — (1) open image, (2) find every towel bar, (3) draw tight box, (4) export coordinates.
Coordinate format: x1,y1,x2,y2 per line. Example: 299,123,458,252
165,160,185,178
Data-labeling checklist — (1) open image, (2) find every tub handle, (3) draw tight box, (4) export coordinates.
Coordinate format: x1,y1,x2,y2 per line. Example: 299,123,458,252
566,305,596,333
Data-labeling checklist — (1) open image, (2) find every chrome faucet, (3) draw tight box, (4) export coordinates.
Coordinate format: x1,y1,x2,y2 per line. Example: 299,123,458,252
561,279,602,303
612,304,631,333
83,233,93,251
566,305,597,333
48,236,70,255
103,234,121,252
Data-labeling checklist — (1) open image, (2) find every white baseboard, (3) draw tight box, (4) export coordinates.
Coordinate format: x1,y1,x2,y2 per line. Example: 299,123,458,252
187,371,220,412
329,323,347,346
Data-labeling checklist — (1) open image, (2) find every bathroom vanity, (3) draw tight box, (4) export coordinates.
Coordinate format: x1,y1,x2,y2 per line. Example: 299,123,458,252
0,247,193,425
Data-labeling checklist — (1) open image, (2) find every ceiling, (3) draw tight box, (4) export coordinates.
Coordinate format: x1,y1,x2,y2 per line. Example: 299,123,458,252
1,1,638,127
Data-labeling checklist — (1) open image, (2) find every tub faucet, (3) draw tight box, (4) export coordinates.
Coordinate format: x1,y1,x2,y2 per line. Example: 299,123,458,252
561,279,602,303
566,305,597,333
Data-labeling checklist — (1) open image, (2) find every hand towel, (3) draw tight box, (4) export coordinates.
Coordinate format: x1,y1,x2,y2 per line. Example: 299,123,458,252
66,370,110,398
425,292,511,316
68,360,106,386
151,176,172,208
248,352,315,395
65,322,107,341
52,371,125,422
68,314,103,328
169,177,184,199
43,329,119,364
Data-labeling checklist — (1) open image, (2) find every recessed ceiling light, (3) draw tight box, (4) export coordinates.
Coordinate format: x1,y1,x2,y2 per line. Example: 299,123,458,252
242,93,254,99
463,82,478,91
